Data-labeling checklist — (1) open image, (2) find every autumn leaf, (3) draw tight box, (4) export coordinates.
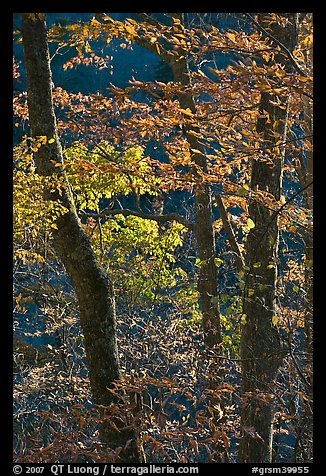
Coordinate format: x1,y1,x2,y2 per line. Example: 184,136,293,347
214,257,223,267
225,32,236,42
238,185,249,197
179,107,194,117
155,411,168,429
247,218,255,229
241,314,248,325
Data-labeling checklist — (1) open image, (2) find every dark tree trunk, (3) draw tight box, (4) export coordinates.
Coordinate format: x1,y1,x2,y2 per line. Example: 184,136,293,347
170,13,222,348
295,14,313,460
168,14,230,462
22,13,144,462
93,12,223,348
239,91,287,463
239,14,299,463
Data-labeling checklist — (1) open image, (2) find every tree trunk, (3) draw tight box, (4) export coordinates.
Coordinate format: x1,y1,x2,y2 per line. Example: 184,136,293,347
294,14,313,461
239,14,299,463
168,13,230,462
22,13,144,463
170,13,222,348
93,12,223,348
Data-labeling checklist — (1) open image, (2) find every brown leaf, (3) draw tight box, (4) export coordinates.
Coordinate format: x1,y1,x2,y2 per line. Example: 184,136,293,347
155,411,168,429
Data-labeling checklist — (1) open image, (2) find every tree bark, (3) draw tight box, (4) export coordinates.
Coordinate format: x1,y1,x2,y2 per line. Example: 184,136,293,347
294,13,313,462
93,12,223,348
239,14,299,463
22,13,144,462
169,13,222,348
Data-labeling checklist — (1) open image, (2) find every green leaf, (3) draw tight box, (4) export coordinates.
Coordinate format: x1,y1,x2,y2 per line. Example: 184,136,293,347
241,313,247,324
247,218,255,229
238,186,248,197
268,235,275,246
306,259,313,269
214,257,223,268
253,261,261,268
293,285,299,293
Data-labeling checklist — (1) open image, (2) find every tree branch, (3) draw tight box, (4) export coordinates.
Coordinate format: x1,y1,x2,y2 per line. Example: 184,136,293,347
95,12,172,64
245,13,308,78
135,13,163,29
215,194,244,272
80,208,195,230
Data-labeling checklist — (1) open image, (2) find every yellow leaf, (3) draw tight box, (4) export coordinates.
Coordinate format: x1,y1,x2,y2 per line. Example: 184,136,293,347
272,88,284,94
48,138,55,144
226,32,236,42
90,18,101,27
38,135,47,144
247,218,255,229
85,43,92,53
262,51,271,62
190,148,204,156
179,108,194,117
272,315,279,326
241,314,247,325
125,25,136,37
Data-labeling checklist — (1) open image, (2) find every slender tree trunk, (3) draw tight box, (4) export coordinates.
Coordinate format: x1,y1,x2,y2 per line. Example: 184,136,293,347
169,13,229,462
170,13,222,348
94,12,222,348
295,14,313,461
239,14,299,463
22,13,144,462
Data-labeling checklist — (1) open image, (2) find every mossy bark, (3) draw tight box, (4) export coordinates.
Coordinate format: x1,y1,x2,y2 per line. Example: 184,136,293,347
239,14,299,463
295,14,313,461
22,13,144,462
169,13,222,348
